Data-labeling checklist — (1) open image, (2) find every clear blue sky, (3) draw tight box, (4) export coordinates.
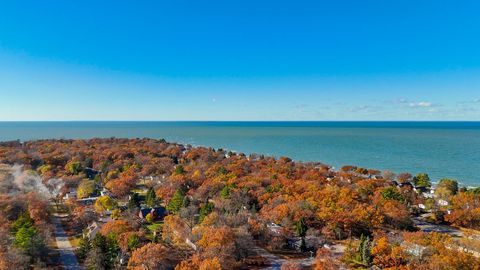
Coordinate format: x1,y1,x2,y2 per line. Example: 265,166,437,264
0,0,479,120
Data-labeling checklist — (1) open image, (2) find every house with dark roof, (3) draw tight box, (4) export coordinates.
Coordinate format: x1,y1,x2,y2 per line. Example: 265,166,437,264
413,185,430,194
138,206,167,221
84,167,99,179
399,182,414,189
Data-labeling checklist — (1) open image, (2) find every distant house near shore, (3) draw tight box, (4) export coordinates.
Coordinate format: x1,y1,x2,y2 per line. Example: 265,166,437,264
438,199,450,206
391,180,434,197
413,186,429,194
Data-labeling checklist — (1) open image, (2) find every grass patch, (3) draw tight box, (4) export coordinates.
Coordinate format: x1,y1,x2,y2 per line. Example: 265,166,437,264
146,222,163,232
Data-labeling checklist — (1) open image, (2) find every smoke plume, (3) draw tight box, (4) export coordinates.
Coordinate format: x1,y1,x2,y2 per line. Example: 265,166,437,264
0,164,64,198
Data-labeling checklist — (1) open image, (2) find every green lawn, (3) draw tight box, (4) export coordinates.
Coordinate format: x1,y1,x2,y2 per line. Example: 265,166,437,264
146,222,163,232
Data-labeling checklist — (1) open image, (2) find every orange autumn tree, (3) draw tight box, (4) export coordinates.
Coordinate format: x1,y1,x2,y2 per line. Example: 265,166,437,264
402,231,480,270
371,236,407,268
100,220,132,238
315,186,382,239
445,191,480,229
428,248,480,270
105,167,138,197
162,215,191,248
26,193,49,225
175,254,222,270
280,261,301,270
127,243,174,270
196,226,236,266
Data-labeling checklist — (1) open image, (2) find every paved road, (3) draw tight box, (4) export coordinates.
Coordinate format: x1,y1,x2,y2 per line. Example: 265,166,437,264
412,216,463,237
251,246,314,270
51,216,83,270
413,216,480,258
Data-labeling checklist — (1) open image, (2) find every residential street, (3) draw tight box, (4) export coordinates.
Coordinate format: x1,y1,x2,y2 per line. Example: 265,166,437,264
413,216,480,258
51,215,83,270
251,245,314,269
412,216,463,237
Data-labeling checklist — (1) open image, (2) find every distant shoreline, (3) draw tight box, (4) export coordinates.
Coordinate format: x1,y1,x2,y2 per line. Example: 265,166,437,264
1,121,479,186
1,138,478,190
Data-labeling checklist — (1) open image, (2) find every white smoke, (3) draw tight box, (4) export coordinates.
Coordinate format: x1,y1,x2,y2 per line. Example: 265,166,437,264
1,164,64,198
45,178,64,199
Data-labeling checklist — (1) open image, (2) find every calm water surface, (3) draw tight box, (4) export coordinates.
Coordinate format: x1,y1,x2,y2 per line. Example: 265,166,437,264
0,121,479,186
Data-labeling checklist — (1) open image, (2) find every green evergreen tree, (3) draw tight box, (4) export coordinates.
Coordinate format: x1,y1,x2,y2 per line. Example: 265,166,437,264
294,217,308,251
174,165,185,175
381,187,405,202
220,185,231,199
12,212,46,260
105,234,120,269
199,202,215,223
11,212,34,233
145,187,157,207
77,236,91,261
167,188,185,214
87,234,107,269
14,227,39,253
127,234,140,252
86,233,121,269
356,234,372,266
413,173,431,187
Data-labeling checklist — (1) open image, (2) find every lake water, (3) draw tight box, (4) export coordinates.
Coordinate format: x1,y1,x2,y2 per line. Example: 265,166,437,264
0,121,479,186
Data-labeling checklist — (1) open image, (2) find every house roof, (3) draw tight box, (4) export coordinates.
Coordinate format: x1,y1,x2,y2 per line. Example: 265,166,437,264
139,207,167,218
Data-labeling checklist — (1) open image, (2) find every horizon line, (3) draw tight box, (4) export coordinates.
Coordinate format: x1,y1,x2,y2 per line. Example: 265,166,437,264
1,120,480,123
